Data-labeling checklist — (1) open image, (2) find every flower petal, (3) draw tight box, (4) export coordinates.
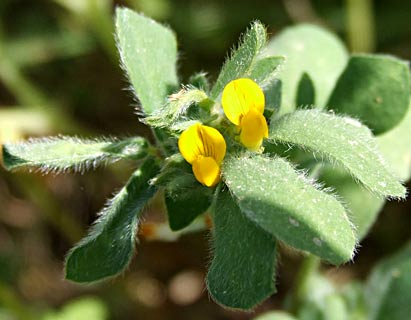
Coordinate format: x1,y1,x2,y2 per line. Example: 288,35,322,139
192,156,221,187
222,78,265,125
178,123,226,165
198,125,226,164
239,108,268,151
178,123,204,164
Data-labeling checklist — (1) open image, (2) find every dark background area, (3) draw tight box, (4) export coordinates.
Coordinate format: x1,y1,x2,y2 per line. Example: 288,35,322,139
0,0,410,319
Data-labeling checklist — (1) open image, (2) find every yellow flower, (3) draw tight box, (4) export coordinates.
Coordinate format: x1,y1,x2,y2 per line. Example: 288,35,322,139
178,123,226,187
221,78,268,151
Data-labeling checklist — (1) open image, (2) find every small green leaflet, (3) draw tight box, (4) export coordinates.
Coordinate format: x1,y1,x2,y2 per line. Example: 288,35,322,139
165,186,212,231
144,88,209,130
269,109,406,198
247,56,285,88
115,8,178,114
2,136,147,173
207,190,277,310
210,21,266,99
65,158,159,282
327,54,411,135
223,155,356,265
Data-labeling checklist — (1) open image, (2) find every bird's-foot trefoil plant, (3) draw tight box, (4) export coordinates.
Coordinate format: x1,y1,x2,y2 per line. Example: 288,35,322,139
2,8,411,312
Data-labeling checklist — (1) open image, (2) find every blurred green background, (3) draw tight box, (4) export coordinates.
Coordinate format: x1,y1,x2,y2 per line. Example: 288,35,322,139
0,0,410,319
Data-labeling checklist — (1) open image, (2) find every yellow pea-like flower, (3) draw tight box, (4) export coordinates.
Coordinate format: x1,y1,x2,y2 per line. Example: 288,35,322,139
222,78,268,151
239,107,269,151
178,123,226,187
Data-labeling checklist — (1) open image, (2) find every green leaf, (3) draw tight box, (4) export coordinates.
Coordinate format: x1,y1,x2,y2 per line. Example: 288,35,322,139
65,158,159,282
320,166,385,240
327,54,411,135
222,155,356,265
115,8,178,114
165,186,212,231
144,88,210,130
207,190,277,310
247,56,285,87
210,21,266,99
264,79,282,118
296,72,315,107
365,242,411,320
188,72,210,91
377,102,411,181
2,136,147,173
253,311,298,320
152,154,197,192
264,24,348,114
269,109,406,198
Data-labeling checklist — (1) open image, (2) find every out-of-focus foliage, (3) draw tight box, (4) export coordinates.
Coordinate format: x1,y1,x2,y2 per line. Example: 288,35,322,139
0,0,411,319
42,296,108,320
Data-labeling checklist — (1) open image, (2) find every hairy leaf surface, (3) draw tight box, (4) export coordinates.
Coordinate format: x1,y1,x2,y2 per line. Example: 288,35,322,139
65,158,159,282
207,190,277,310
2,136,147,173
210,21,266,99
116,8,178,113
223,155,356,265
269,110,406,198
